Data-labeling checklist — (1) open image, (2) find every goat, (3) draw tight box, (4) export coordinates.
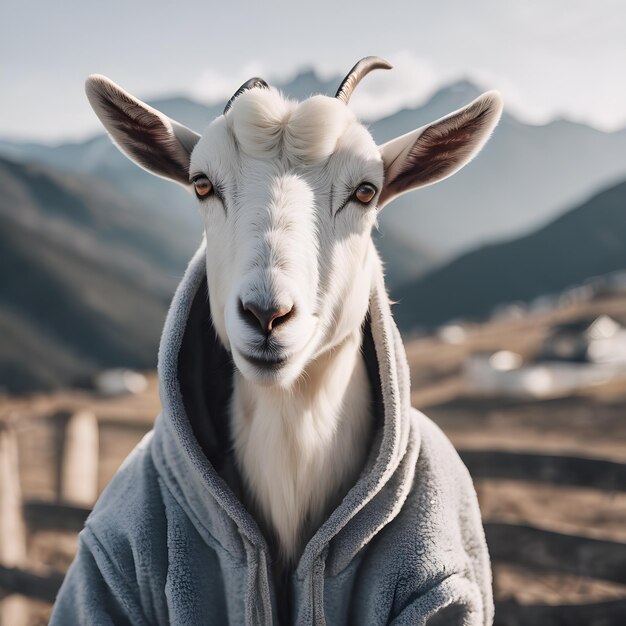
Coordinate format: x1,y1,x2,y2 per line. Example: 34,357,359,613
71,57,502,623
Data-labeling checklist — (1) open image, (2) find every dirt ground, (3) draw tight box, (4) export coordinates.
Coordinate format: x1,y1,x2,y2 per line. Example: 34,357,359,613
405,294,626,610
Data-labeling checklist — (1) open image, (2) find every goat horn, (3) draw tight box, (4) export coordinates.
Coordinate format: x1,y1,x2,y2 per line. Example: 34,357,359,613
224,77,269,114
335,56,393,104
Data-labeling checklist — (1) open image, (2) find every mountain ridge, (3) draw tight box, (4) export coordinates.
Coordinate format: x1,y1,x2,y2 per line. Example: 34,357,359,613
393,178,626,330
2,71,626,284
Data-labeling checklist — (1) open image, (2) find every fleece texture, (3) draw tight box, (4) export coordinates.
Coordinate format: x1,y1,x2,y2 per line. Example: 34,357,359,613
50,241,493,625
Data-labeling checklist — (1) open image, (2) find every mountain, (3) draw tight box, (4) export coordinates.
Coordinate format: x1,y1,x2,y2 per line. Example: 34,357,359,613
2,72,626,283
0,69,345,269
0,69,338,173
372,227,440,289
0,157,203,392
393,179,626,330
0,69,437,285
367,80,626,258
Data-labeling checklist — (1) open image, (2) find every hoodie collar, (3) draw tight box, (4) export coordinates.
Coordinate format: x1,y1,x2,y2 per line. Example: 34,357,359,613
152,239,419,577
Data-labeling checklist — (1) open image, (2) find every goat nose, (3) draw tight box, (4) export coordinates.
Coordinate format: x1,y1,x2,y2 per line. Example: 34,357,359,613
240,301,294,334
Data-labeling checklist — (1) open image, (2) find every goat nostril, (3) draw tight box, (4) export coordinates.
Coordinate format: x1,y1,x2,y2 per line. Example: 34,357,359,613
269,305,294,331
240,301,294,334
239,300,260,329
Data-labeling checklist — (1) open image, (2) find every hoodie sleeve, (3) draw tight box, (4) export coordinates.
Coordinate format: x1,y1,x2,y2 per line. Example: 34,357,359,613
49,528,150,626
389,574,490,626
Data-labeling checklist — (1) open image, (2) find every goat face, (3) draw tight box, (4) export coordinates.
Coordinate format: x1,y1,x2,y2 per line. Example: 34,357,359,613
85,58,503,388
189,91,382,386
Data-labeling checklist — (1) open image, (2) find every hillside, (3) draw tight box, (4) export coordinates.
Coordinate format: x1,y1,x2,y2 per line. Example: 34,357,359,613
394,179,626,330
0,157,203,391
373,227,440,288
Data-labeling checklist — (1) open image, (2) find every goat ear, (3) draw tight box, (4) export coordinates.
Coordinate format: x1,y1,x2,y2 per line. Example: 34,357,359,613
85,74,200,186
378,91,502,207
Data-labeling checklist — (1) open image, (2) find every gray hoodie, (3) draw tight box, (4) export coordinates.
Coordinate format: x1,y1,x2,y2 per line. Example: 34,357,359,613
50,242,493,625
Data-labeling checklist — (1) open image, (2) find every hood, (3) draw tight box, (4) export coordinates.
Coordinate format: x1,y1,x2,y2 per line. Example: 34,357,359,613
151,239,420,622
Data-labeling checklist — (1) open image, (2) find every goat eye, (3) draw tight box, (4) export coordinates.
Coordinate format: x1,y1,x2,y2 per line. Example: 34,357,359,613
193,175,213,199
354,183,377,204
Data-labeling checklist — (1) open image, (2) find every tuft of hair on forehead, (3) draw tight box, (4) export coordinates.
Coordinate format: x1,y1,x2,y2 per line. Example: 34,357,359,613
226,88,355,165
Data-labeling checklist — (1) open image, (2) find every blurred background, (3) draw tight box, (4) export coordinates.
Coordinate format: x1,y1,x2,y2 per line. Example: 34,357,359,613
1,1,626,624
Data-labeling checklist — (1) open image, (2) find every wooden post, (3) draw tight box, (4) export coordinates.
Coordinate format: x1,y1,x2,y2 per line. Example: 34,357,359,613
0,424,29,625
0,424,26,566
60,411,99,506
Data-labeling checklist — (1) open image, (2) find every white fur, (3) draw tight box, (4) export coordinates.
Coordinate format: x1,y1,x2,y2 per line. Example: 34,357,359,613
231,328,372,562
192,93,381,562
227,90,352,165
87,75,502,567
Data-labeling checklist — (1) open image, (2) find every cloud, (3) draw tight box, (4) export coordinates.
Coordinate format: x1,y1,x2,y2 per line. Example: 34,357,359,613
190,62,267,104
345,52,445,121
466,67,557,126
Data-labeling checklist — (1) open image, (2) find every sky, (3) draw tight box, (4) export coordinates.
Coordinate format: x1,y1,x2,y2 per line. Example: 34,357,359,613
2,0,625,143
